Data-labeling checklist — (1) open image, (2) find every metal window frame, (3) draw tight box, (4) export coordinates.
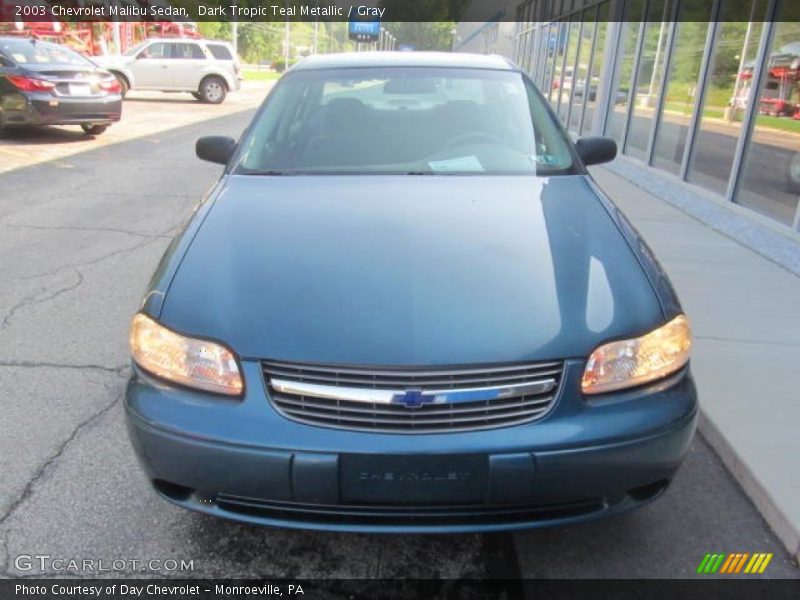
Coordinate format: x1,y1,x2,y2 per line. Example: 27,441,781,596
578,3,601,134
725,0,778,205
679,1,721,180
645,0,680,166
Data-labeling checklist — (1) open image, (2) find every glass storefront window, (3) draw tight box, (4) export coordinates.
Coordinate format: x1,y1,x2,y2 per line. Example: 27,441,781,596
545,22,562,102
581,2,609,135
737,1,800,227
687,0,769,195
549,21,570,107
557,16,581,122
625,1,676,160
605,0,646,142
651,2,716,174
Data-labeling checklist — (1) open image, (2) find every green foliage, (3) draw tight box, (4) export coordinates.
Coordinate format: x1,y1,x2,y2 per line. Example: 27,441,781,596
197,22,230,41
383,23,456,51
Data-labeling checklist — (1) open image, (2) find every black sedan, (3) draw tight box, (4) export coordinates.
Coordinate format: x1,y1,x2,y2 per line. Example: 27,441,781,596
0,37,121,135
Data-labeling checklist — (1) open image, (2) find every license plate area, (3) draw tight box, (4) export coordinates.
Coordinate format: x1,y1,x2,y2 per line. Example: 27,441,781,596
340,454,488,505
68,83,91,96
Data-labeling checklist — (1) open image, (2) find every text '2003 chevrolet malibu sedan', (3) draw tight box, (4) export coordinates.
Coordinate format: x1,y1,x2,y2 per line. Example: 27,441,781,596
125,52,697,533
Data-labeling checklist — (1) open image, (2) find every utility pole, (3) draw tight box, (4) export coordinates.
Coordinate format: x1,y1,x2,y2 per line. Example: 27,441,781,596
230,1,238,54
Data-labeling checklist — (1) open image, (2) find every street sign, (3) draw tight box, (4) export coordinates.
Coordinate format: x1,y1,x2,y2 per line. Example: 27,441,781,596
348,18,380,43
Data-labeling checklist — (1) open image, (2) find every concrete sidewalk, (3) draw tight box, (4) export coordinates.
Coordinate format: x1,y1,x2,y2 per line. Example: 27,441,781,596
592,165,800,562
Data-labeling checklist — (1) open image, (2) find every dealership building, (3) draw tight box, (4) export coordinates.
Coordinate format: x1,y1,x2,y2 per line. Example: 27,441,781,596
455,0,800,237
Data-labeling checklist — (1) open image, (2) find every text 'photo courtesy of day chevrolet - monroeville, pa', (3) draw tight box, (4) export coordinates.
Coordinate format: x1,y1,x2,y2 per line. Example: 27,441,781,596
0,1,798,599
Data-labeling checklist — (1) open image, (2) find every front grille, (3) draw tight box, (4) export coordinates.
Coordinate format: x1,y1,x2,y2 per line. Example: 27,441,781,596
262,360,563,433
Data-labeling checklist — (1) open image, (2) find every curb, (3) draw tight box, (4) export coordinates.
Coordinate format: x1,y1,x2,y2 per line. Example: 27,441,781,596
697,411,800,565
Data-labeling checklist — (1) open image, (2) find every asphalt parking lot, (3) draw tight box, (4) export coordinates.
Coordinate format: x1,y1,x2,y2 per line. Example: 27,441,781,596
0,90,798,583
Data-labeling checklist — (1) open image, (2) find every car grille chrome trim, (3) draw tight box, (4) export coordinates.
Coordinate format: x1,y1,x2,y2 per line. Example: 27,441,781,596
262,360,563,433
270,378,557,405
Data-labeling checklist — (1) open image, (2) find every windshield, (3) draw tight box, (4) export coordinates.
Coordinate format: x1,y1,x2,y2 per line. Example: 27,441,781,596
235,67,576,176
0,39,92,67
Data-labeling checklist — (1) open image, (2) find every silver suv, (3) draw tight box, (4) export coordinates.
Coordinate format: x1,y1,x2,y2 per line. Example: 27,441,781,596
95,38,242,104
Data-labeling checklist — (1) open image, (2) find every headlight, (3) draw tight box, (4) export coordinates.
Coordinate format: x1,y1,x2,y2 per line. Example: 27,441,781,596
581,315,691,395
129,313,243,396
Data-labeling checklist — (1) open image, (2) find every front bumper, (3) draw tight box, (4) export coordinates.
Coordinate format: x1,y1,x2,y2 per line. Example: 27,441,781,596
125,360,698,533
1,91,122,127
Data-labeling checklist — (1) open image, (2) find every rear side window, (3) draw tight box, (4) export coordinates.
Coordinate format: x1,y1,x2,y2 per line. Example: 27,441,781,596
172,43,205,60
207,44,233,60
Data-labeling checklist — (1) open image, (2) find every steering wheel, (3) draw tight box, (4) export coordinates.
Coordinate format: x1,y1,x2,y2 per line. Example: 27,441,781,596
445,131,504,149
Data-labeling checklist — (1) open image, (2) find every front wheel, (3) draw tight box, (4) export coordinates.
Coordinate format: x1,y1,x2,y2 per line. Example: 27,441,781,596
199,77,226,104
81,124,108,136
113,73,129,98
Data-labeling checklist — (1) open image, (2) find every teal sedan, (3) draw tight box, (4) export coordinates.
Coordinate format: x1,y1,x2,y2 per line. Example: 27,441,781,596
125,52,697,532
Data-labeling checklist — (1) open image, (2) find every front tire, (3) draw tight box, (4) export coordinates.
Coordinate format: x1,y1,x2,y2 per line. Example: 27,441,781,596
199,76,226,104
81,124,108,136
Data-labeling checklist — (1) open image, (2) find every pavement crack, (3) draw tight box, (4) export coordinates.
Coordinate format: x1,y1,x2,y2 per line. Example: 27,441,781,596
0,360,127,375
5,222,173,240
0,390,123,531
19,236,165,281
1,269,84,331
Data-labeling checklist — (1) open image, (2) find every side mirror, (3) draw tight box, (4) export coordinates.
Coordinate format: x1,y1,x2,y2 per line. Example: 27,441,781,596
196,136,236,165
575,136,617,166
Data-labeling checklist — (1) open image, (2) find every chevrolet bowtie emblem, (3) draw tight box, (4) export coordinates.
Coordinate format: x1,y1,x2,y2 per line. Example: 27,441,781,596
392,389,436,409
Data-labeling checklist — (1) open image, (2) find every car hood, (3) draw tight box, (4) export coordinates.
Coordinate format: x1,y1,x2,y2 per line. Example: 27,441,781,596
88,55,129,69
159,175,664,366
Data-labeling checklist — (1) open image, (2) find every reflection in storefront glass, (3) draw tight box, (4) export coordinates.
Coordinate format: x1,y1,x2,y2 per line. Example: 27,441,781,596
687,0,768,195
568,12,595,133
557,16,580,122
581,2,609,136
625,1,675,160
605,0,645,142
652,1,715,175
737,2,800,227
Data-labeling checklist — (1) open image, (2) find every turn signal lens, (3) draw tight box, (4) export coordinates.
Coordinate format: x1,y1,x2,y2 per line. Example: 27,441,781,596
129,314,243,396
99,78,122,93
581,315,692,395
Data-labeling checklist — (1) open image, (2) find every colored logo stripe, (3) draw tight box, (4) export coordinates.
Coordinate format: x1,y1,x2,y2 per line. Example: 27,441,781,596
698,553,773,574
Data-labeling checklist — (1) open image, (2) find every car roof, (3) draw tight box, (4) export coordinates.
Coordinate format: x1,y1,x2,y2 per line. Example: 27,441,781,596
291,51,516,72
142,38,231,46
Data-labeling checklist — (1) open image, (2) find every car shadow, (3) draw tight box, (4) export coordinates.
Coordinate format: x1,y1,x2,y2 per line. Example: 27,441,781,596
124,95,199,105
0,125,92,145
